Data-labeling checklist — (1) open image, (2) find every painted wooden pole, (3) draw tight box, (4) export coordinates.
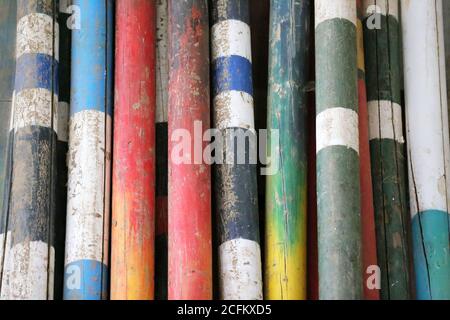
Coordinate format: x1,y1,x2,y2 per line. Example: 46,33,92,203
445,0,450,124
0,0,58,300
155,0,169,301
315,0,363,299
64,0,114,300
357,0,379,300
402,0,450,300
111,0,156,300
54,0,72,300
0,0,17,286
363,0,411,299
168,0,212,300
211,0,262,300
265,0,310,300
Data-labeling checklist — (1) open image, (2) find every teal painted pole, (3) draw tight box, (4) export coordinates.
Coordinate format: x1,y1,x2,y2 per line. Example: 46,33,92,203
363,0,411,299
315,0,363,299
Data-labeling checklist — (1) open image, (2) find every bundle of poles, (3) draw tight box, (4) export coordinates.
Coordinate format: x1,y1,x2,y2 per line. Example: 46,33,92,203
0,0,448,300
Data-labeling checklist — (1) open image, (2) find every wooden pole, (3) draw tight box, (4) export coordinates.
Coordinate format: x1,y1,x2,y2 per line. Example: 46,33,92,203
265,0,310,300
357,0,379,300
0,0,58,300
0,0,17,293
155,0,169,301
111,0,156,300
315,0,363,299
363,0,411,299
64,0,114,300
401,0,450,300
168,0,212,300
445,0,450,126
211,0,262,300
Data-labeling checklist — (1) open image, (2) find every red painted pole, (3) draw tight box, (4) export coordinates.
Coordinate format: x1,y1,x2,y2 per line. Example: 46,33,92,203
168,0,212,300
111,0,156,300
357,0,379,300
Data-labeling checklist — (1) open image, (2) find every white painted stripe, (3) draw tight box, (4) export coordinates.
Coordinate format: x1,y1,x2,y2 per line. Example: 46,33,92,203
214,90,255,130
16,13,59,61
219,238,263,300
315,0,357,28
403,0,450,217
156,0,168,123
316,107,359,154
212,19,252,62
57,101,69,142
363,0,399,19
11,89,58,131
368,100,404,143
0,240,54,300
65,110,108,264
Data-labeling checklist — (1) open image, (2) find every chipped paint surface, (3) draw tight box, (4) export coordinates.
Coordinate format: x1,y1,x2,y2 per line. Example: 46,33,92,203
0,0,58,301
1,240,54,300
219,239,262,300
11,89,57,131
402,0,450,300
16,13,59,60
168,0,212,300
316,0,362,300
316,107,359,154
212,0,261,301
63,0,113,300
66,110,106,264
111,0,156,300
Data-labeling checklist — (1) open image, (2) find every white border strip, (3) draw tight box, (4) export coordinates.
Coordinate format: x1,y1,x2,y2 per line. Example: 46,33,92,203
212,19,252,62
17,13,59,61
316,107,359,154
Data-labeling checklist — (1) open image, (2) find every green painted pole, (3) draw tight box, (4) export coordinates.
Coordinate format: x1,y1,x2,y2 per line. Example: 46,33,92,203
265,0,310,300
315,0,363,299
363,0,411,299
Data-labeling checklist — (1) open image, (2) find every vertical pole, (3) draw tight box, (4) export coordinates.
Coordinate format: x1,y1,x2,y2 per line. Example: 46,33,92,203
1,0,58,300
315,0,363,299
54,0,72,300
111,0,156,300
363,0,411,299
357,0,379,300
265,0,310,300
168,0,212,300
155,0,169,300
402,0,450,300
445,0,450,125
64,0,113,300
0,0,17,289
211,0,262,300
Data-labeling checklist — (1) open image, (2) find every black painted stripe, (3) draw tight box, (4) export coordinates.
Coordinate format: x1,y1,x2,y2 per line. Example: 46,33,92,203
7,126,56,246
212,0,249,25
215,128,259,244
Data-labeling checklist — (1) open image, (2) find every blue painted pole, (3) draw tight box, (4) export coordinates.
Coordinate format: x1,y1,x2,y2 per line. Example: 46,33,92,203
63,0,114,300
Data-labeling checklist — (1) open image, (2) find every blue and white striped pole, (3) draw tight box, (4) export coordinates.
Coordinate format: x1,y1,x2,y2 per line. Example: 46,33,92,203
63,0,113,300
1,0,58,300
211,0,263,300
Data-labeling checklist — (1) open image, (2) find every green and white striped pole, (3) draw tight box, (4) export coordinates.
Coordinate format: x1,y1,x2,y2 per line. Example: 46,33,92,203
315,0,363,299
363,0,411,299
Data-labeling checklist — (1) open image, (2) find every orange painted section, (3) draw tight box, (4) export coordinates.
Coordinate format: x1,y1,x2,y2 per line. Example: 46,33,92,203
111,0,156,300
